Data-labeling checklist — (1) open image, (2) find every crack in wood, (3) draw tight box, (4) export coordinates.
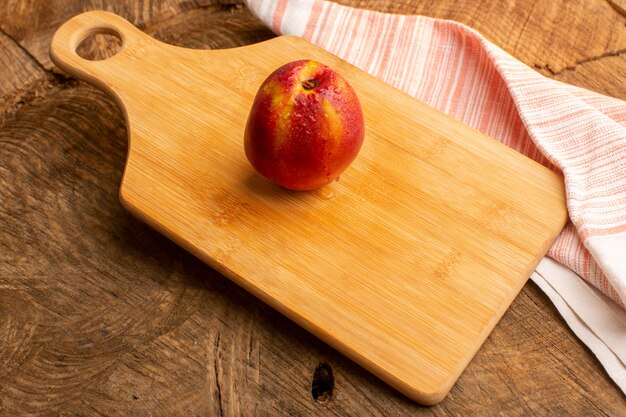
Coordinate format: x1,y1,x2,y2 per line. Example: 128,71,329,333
213,333,224,417
605,0,626,18
513,0,540,51
0,27,67,124
0,26,50,74
534,48,626,75
0,25,80,126
311,363,334,404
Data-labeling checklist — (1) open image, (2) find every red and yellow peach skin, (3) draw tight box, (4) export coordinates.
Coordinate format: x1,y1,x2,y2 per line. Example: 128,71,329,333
244,60,365,190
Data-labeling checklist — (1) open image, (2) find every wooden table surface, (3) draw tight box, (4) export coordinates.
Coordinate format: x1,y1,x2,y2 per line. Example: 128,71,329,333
1,1,625,415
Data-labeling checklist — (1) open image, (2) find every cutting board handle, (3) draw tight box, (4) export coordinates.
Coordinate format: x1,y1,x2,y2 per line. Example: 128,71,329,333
50,11,150,88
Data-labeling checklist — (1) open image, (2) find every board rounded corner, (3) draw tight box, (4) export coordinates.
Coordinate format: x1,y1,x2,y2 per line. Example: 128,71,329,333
399,379,453,406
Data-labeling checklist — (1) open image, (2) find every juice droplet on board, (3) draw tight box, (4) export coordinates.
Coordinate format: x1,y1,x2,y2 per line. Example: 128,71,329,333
315,186,334,200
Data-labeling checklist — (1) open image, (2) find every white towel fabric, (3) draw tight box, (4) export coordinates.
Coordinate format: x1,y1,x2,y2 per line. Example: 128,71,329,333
532,259,626,394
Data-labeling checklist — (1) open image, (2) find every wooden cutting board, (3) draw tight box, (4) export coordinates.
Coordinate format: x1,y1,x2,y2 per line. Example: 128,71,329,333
50,11,567,405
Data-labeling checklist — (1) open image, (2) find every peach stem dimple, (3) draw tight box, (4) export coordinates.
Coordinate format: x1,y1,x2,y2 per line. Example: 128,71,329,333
302,79,319,90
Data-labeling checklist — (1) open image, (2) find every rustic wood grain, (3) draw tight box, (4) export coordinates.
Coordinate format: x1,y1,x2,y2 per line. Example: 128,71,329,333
1,0,625,415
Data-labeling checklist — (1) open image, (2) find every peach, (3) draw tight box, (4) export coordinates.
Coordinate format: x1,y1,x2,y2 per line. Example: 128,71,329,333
244,60,364,190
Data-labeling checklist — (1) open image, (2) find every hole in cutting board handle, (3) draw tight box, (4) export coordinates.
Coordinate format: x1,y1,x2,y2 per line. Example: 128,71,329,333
75,27,123,61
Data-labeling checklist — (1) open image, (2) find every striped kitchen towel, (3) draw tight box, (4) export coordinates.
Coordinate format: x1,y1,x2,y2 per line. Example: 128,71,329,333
247,0,626,308
244,0,626,392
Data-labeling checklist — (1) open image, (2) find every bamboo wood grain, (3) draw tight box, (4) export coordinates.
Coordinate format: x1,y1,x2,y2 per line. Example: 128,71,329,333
50,11,567,405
